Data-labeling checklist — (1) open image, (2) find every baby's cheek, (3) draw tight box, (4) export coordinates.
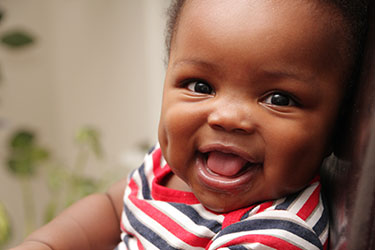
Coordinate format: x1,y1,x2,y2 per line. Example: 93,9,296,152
265,127,322,190
165,106,202,138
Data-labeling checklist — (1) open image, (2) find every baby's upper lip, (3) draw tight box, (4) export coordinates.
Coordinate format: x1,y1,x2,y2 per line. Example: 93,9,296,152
198,143,260,164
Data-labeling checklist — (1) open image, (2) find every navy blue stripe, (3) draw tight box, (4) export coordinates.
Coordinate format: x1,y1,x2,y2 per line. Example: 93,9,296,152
122,234,131,248
240,207,257,221
124,203,179,250
313,202,328,236
128,168,136,180
138,163,151,200
218,219,322,249
275,192,299,210
228,245,248,250
170,203,222,233
148,145,156,154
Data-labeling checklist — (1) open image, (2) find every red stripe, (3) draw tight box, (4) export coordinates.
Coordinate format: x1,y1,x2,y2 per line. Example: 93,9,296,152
310,175,320,184
128,179,211,247
256,201,274,213
136,239,144,250
297,184,321,220
152,148,162,175
222,201,273,229
215,234,302,250
323,238,328,250
222,206,256,229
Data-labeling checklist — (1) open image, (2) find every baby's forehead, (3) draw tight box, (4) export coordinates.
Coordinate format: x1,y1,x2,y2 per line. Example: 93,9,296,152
172,0,355,72
173,0,349,81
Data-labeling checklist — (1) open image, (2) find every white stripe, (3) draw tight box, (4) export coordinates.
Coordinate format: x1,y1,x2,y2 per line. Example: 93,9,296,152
288,182,318,214
319,224,329,244
143,152,155,190
208,229,320,250
130,170,146,200
121,201,156,249
115,240,126,250
243,197,286,220
306,195,324,226
237,242,276,249
160,156,167,168
151,201,217,238
123,182,132,203
267,197,286,211
247,210,310,229
121,209,155,249
125,197,204,250
191,204,225,224
213,243,276,250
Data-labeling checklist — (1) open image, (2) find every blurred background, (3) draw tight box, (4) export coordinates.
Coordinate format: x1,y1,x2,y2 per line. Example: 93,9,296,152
0,0,170,248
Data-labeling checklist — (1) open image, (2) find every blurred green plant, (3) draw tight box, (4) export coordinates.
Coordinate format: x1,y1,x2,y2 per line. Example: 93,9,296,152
6,130,49,235
7,131,49,176
0,6,35,129
0,203,11,248
44,127,105,223
0,8,35,49
4,127,106,241
1,30,34,48
0,6,35,84
0,6,37,246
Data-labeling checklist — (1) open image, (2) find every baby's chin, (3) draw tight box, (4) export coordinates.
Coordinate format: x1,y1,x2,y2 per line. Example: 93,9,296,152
194,190,257,213
202,199,252,213
197,185,304,213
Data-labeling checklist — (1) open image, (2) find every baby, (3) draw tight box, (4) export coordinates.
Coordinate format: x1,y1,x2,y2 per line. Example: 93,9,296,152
12,0,368,249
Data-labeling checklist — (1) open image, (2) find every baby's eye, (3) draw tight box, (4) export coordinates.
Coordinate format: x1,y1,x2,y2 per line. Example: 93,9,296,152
263,92,296,106
186,81,214,95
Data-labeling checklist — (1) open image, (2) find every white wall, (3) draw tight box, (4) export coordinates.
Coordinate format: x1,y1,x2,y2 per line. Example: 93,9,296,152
0,0,170,247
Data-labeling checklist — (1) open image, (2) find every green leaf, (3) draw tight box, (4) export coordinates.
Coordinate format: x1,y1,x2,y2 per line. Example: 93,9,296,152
10,130,34,149
7,157,33,176
0,203,12,246
32,147,49,161
1,30,34,48
6,130,49,177
75,127,103,158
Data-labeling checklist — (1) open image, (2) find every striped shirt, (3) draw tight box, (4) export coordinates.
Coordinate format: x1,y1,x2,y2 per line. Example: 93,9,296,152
116,145,329,250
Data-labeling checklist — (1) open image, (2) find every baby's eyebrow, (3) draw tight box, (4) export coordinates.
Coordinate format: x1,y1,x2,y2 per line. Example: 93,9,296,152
172,58,222,75
172,58,316,85
260,68,316,85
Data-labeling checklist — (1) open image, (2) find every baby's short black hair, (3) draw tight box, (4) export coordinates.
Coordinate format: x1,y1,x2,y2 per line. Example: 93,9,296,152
165,0,186,62
164,0,369,86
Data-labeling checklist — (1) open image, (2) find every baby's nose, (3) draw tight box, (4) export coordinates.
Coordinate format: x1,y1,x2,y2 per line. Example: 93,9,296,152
207,99,256,134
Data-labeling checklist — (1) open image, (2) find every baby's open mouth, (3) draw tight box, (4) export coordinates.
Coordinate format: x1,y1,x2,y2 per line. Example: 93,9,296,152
196,149,262,192
203,151,251,177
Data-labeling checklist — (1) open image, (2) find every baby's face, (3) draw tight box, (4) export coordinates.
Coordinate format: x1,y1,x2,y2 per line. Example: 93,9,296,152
159,0,348,212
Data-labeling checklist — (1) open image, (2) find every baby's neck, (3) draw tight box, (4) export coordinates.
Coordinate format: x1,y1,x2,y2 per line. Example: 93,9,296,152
163,172,191,192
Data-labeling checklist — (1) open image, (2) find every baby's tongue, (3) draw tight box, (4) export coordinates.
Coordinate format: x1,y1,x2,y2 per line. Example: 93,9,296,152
206,151,248,177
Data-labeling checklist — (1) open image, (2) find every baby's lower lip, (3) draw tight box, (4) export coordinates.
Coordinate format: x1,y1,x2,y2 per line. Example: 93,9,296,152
195,153,261,193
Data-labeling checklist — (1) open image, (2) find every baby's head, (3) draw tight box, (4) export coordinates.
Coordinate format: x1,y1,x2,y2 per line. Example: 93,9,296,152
158,0,368,212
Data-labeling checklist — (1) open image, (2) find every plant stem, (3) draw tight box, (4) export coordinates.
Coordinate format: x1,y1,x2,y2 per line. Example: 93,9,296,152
20,178,36,236
65,147,89,206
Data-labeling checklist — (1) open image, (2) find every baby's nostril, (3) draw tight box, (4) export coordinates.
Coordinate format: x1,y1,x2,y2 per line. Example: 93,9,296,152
232,128,247,134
